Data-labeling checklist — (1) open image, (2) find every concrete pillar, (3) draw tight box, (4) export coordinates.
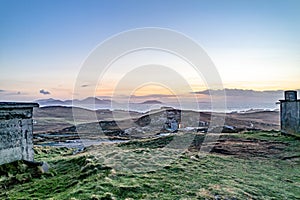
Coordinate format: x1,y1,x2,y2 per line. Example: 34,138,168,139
280,91,300,135
0,102,39,165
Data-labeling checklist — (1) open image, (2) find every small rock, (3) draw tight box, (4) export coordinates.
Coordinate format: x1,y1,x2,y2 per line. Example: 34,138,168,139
190,156,199,161
38,162,49,173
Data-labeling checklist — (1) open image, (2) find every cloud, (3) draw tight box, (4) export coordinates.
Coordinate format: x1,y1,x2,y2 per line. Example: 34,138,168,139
133,94,176,99
0,89,23,95
111,94,177,100
191,89,293,97
39,89,51,95
190,89,300,104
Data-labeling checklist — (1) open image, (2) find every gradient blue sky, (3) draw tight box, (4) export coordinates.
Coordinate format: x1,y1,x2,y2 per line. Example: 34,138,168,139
0,0,300,101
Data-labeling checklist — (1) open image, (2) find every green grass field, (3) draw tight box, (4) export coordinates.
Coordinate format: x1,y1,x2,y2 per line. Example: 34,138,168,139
1,131,299,199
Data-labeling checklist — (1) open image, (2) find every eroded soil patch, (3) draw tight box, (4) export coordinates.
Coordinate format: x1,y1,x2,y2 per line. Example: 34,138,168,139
189,135,288,159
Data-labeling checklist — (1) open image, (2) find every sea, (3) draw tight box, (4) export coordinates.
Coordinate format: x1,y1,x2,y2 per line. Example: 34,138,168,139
62,101,279,113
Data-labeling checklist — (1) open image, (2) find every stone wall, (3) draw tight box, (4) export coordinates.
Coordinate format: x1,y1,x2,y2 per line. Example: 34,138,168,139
0,103,38,165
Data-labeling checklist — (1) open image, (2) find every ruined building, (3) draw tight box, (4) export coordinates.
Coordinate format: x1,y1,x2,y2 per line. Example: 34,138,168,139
0,102,39,165
280,91,300,135
163,108,181,132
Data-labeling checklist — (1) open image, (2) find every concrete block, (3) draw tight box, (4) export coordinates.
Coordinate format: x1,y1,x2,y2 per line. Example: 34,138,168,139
0,102,38,165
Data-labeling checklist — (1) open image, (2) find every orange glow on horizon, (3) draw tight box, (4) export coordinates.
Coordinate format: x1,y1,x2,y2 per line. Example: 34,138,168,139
130,85,176,97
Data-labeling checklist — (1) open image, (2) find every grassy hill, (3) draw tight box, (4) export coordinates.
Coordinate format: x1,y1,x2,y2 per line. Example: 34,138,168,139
1,131,299,199
33,106,143,133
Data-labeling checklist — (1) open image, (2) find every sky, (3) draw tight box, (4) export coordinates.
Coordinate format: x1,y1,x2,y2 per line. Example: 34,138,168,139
0,0,300,102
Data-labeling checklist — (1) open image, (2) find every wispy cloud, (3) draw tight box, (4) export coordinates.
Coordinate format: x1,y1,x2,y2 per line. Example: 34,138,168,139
39,89,51,95
108,94,177,101
97,94,179,103
0,90,28,101
191,89,296,97
0,89,23,95
131,94,177,99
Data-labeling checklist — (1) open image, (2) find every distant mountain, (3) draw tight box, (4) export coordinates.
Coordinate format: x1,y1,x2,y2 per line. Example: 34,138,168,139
35,98,65,105
80,97,112,104
63,99,74,105
36,97,113,106
139,100,163,104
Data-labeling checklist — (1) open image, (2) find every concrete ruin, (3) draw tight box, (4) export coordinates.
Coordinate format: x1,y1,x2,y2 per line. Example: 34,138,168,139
0,102,39,165
280,91,300,135
163,108,181,132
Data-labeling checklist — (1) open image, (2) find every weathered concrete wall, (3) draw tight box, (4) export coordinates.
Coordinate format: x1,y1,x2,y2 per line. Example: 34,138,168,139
280,91,300,135
280,101,300,134
0,103,38,165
